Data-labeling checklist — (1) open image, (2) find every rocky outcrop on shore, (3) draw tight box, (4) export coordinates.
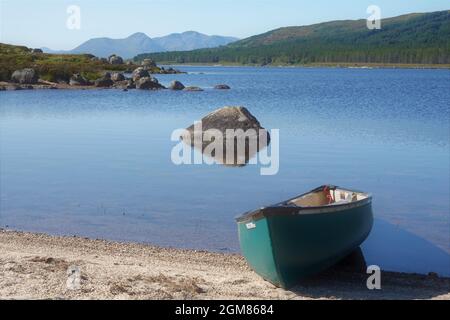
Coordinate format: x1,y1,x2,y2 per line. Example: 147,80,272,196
94,72,114,87
11,68,39,84
3,65,219,92
136,76,165,90
113,80,135,90
141,59,157,68
132,67,150,81
69,73,89,86
111,72,125,82
108,54,124,65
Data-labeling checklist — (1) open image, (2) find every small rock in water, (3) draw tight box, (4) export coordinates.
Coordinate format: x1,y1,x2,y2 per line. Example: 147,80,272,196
214,84,231,90
183,86,203,92
136,77,165,90
169,80,185,90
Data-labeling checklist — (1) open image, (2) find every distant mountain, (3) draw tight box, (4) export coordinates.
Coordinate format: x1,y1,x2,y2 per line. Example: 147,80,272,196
136,10,450,65
42,32,239,59
153,31,238,51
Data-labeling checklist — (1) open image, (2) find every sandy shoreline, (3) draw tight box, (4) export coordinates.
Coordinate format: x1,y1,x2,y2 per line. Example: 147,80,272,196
0,229,448,300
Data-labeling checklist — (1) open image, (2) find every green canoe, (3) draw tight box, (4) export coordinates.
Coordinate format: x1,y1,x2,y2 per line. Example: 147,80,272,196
236,185,373,289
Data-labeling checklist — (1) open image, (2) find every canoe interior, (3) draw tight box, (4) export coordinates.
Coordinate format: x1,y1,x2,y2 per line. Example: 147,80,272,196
288,187,369,207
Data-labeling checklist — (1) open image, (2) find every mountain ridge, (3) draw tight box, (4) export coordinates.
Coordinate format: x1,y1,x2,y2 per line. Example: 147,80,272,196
42,31,239,59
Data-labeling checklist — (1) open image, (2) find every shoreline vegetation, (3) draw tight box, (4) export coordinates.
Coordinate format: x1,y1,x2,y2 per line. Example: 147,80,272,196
0,43,182,91
0,229,449,300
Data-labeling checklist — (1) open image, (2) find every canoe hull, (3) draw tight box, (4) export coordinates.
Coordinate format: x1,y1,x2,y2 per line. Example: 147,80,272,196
237,201,373,289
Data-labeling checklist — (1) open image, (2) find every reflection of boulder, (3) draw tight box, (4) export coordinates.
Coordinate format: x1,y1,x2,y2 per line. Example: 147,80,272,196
183,106,270,166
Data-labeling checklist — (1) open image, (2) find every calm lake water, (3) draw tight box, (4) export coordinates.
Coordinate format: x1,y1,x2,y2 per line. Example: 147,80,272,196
1,66,449,276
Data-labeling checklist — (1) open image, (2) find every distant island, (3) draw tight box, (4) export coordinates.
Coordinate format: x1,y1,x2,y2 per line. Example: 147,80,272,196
42,31,239,59
134,10,450,67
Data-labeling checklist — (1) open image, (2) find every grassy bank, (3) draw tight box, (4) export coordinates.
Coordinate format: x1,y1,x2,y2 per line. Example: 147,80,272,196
0,43,157,83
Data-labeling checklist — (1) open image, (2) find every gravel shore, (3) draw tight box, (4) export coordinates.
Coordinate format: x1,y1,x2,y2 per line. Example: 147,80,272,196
0,229,448,300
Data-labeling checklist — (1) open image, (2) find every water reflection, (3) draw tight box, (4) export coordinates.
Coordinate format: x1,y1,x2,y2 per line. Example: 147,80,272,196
187,137,271,167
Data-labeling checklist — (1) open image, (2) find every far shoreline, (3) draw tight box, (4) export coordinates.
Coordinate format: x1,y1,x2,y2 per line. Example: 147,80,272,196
159,62,450,70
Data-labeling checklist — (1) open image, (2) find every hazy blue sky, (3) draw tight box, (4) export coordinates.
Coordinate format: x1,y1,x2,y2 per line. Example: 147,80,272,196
1,0,448,50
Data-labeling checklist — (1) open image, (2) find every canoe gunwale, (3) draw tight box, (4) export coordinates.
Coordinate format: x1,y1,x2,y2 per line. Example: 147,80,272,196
235,185,372,223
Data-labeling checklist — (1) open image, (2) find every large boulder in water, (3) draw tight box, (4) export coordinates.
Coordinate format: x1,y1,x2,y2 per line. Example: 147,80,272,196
11,68,38,84
183,106,270,166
